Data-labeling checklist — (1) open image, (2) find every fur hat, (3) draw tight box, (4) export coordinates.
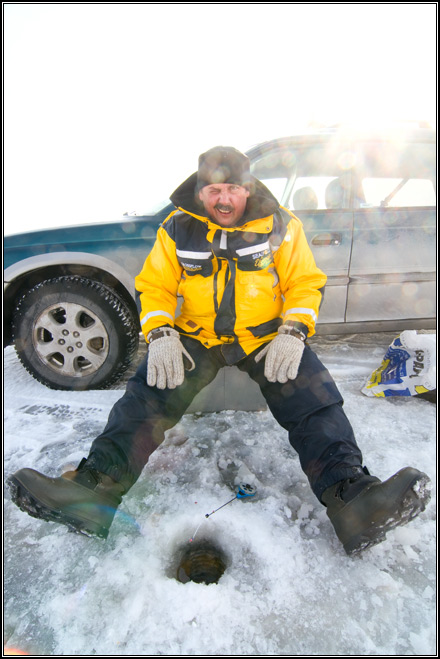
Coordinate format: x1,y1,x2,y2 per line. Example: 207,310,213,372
197,146,251,191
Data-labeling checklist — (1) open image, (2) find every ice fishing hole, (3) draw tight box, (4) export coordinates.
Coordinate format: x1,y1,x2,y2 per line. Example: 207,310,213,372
176,539,227,585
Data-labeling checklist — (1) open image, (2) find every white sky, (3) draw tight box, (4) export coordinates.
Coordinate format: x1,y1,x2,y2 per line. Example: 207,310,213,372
4,3,437,235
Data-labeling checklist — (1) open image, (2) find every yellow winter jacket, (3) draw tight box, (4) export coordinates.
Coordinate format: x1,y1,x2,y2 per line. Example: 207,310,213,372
135,174,327,364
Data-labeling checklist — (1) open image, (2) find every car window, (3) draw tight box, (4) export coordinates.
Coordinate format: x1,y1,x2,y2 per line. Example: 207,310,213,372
250,147,298,204
361,178,436,208
289,176,344,210
250,143,352,210
356,141,436,208
260,177,290,202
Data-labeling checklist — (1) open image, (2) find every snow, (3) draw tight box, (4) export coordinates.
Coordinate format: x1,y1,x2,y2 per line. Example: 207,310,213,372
3,333,437,656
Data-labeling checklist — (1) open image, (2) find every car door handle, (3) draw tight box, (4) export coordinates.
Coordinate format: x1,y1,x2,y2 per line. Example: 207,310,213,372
311,232,342,246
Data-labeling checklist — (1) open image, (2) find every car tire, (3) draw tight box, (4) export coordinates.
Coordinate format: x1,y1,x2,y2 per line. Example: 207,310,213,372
12,275,139,390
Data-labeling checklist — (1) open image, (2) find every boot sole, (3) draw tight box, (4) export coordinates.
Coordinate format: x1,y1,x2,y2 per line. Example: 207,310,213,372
343,471,431,555
7,474,109,539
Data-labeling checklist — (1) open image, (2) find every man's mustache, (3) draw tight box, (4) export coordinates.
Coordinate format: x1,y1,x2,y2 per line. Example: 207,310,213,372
214,204,234,212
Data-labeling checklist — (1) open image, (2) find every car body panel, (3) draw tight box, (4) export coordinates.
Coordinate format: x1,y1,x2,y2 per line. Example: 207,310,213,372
4,252,139,299
3,213,167,275
346,206,436,322
290,209,353,323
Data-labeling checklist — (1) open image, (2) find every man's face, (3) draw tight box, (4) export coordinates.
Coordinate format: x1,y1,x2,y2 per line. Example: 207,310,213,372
198,183,250,227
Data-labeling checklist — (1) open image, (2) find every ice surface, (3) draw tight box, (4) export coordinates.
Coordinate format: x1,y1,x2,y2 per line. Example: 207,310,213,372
3,333,436,655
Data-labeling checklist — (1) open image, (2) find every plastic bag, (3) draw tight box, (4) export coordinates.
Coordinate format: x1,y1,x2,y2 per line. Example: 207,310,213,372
362,330,436,398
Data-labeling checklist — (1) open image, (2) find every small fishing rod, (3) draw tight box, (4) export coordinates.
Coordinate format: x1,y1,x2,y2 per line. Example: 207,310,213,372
189,483,257,542
204,483,257,518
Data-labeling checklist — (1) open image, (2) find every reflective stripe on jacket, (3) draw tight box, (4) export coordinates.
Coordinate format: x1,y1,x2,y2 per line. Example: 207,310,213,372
135,178,327,363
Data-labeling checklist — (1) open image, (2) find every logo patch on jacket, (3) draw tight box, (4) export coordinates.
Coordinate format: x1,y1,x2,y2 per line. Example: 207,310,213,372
180,261,204,272
236,242,274,271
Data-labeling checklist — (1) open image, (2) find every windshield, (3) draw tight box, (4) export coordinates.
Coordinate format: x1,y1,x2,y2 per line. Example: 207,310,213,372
124,197,172,217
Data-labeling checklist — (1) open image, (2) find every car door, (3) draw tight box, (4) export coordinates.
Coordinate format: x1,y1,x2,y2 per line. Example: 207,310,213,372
347,137,436,324
249,139,354,324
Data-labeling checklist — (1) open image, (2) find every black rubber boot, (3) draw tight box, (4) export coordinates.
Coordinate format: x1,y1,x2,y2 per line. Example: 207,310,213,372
322,467,431,555
7,460,125,539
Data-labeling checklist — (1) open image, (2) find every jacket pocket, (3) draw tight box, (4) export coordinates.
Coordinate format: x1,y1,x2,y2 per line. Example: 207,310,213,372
176,249,214,277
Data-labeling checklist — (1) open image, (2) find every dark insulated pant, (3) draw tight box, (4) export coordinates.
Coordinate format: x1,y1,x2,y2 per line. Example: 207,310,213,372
86,336,365,502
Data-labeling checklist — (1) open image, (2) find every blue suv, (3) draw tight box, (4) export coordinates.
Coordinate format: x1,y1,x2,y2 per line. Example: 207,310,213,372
4,125,436,390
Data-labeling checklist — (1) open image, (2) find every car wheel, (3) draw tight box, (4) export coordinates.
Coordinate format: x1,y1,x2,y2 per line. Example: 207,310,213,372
12,275,139,390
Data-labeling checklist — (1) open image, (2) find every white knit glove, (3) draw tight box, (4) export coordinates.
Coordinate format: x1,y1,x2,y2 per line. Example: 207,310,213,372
255,329,305,383
147,327,195,389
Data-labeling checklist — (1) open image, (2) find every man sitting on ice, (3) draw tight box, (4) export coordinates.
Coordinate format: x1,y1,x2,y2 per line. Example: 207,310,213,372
7,146,431,555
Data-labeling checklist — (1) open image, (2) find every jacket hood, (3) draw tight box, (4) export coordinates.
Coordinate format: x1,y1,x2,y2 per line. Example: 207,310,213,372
170,172,280,225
